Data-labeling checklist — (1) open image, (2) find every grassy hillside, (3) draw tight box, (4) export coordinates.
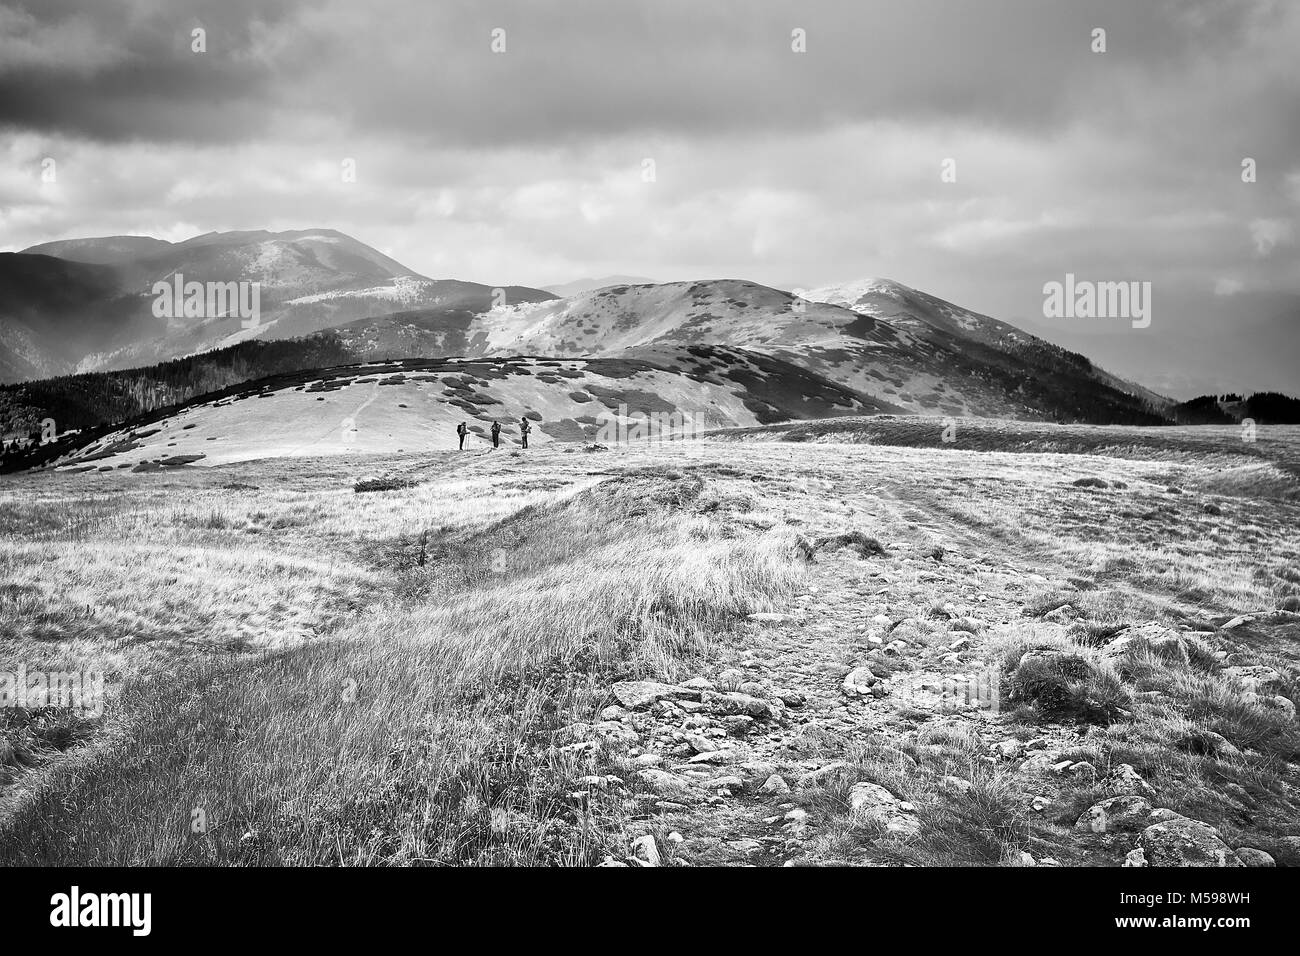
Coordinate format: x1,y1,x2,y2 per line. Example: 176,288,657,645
8,348,889,472
3,426,1298,865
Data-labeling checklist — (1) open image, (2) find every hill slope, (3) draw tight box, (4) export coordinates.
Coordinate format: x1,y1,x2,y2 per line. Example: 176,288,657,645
475,278,1168,423
43,346,894,469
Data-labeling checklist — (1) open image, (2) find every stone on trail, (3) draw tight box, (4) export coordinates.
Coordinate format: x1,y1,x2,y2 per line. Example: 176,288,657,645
841,665,879,698
687,750,731,765
1107,763,1156,798
797,761,849,788
848,782,921,836
702,690,775,719
611,680,701,710
636,768,693,794
630,834,661,867
760,774,791,795
684,734,717,754
939,775,973,795
680,677,716,691
1075,795,1152,834
720,715,756,736
593,721,638,746
991,739,1025,761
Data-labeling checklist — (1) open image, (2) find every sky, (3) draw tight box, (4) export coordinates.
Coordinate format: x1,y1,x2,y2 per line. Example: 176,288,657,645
1,0,1297,397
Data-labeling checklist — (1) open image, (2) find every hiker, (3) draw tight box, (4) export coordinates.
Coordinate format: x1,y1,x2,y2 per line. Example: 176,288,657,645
456,421,468,450
490,420,501,448
519,416,531,449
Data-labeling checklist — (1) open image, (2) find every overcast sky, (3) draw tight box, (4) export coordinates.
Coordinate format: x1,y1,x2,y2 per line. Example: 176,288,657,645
1,0,1297,396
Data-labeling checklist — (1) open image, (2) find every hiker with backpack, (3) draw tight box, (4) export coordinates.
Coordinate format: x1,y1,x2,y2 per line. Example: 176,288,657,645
456,421,468,450
519,416,531,449
490,420,501,448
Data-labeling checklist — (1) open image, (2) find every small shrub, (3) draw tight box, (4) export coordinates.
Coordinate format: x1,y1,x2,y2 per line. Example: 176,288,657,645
1004,649,1129,725
814,530,886,558
354,475,420,493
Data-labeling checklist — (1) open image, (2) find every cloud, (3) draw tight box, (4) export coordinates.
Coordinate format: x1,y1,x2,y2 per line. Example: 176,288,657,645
1249,218,1295,256
0,0,1297,394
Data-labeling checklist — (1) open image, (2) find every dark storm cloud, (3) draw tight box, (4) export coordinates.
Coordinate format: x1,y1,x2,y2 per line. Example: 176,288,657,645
0,0,1282,146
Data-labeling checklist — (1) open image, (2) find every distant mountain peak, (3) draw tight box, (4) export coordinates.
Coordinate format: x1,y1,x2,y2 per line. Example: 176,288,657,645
543,275,658,297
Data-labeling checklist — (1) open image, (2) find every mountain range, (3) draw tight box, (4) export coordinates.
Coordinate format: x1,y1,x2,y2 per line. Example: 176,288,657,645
1,228,1183,465
2,229,556,381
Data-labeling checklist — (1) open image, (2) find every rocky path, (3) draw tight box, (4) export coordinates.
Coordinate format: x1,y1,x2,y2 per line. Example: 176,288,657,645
577,464,1065,866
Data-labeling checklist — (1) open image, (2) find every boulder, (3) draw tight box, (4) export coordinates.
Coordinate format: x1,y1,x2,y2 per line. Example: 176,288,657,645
1272,836,1300,867
1175,728,1240,758
1135,810,1244,867
1221,665,1281,693
1108,763,1156,797
1245,693,1296,720
1234,847,1275,867
1102,622,1186,663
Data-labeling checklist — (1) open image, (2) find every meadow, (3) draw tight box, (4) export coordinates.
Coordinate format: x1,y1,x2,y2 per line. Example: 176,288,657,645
2,420,1298,866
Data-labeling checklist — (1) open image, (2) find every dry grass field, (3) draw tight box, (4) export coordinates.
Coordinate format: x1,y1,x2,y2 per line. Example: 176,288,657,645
2,419,1298,866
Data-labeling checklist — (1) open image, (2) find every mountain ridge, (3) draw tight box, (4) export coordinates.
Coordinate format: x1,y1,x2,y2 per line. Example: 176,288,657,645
3,228,1174,440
